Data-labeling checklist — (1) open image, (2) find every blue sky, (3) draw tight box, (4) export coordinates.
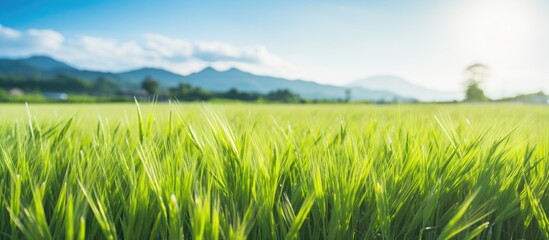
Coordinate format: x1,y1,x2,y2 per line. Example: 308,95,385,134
1,0,548,96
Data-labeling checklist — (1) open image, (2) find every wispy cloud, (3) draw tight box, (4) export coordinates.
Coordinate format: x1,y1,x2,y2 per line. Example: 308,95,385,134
0,25,65,54
0,25,22,39
0,24,298,77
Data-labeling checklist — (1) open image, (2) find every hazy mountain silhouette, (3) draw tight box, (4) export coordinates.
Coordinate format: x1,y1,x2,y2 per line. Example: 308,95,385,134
119,67,186,86
22,56,74,70
0,55,415,101
120,66,411,101
0,56,130,85
0,55,74,75
349,75,462,101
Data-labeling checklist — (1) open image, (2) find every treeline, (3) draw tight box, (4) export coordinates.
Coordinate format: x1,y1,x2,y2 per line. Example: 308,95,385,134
140,76,302,102
0,73,122,95
167,83,302,103
0,74,305,103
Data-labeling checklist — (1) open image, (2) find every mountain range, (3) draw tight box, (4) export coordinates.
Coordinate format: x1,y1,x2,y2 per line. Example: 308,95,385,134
0,55,460,102
349,75,462,102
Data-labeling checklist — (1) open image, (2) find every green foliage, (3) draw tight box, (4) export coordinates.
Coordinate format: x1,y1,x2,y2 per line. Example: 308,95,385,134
169,85,302,103
463,63,490,102
93,77,120,96
0,103,548,239
265,89,301,103
170,83,211,101
465,82,489,102
141,76,160,95
0,74,122,98
216,88,261,101
0,74,92,93
0,88,8,99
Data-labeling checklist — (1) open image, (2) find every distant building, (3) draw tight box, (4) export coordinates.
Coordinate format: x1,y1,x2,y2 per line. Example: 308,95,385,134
9,88,24,96
43,92,68,100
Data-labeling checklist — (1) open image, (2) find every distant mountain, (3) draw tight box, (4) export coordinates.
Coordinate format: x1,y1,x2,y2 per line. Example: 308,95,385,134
0,55,74,75
57,68,131,86
349,75,462,101
23,55,74,71
0,56,132,86
119,67,186,87
0,59,42,75
177,67,412,101
120,66,412,101
0,55,414,101
497,91,549,104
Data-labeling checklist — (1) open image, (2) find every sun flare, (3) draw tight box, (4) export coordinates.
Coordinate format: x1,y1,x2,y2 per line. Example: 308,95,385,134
452,0,546,62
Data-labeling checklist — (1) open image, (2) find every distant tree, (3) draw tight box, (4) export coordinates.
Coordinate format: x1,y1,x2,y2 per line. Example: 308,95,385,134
345,89,352,103
142,76,160,95
265,89,301,103
0,88,8,100
170,83,211,101
465,84,488,102
226,88,239,99
93,77,119,96
187,87,211,101
54,74,93,93
464,63,489,102
217,88,261,101
0,74,92,93
171,83,192,96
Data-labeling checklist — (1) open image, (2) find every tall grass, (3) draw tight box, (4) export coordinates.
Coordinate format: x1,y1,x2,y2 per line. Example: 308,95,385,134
0,103,548,239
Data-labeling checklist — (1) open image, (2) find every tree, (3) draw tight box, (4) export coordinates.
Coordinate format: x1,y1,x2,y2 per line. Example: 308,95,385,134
142,76,160,95
464,63,489,102
170,83,211,101
218,88,261,101
265,89,301,103
345,89,352,103
226,88,239,99
0,88,8,100
93,77,119,96
465,83,488,102
171,83,192,96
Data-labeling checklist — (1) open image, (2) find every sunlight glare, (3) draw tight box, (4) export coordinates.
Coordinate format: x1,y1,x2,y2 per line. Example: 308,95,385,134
452,0,545,64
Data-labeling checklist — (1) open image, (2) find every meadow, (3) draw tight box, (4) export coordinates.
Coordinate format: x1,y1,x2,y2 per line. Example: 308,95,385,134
0,103,548,239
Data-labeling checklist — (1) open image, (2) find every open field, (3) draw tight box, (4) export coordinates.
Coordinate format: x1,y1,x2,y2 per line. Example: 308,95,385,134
0,103,548,239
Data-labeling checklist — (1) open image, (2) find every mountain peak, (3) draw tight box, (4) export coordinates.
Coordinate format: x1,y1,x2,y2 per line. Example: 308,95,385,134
225,67,242,72
200,66,219,73
198,66,245,74
139,67,164,71
0,55,413,102
26,55,56,61
129,67,171,73
23,55,73,70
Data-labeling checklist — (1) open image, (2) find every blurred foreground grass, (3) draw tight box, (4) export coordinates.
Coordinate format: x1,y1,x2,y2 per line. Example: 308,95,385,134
0,103,548,239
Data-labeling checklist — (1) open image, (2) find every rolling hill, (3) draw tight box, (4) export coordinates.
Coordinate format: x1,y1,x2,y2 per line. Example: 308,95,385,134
0,56,130,86
0,55,413,101
119,66,411,101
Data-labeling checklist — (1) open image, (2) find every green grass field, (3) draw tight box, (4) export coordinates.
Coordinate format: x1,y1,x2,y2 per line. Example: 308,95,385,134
0,103,548,239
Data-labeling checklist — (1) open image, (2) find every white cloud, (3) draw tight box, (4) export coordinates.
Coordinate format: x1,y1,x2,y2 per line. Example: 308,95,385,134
0,26,66,56
27,29,64,50
0,24,297,78
144,33,193,60
0,25,21,39
439,0,549,96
